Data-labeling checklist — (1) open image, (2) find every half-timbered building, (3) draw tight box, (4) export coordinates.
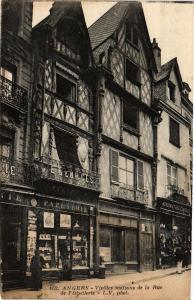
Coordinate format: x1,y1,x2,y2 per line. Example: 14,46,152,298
31,2,100,280
89,2,161,274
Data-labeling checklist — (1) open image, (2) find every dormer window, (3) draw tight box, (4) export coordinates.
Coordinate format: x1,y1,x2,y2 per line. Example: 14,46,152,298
168,81,175,102
99,52,106,65
126,59,140,85
126,26,139,48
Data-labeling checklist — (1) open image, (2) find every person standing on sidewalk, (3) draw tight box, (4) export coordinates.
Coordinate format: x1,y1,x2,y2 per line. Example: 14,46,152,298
175,245,183,274
183,242,190,268
30,250,45,290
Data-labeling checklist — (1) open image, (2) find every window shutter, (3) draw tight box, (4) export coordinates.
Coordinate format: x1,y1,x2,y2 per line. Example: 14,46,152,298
110,149,119,182
167,164,171,185
137,161,144,189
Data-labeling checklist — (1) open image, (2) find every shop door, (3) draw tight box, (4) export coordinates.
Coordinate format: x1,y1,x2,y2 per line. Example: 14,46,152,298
1,205,23,288
141,234,153,271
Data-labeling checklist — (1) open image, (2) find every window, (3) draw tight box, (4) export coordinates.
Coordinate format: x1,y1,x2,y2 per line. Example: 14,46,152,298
125,229,138,261
0,67,14,81
168,81,175,102
126,59,140,85
56,73,76,102
2,0,22,34
99,52,106,65
167,163,177,186
100,226,138,263
126,26,139,48
112,229,125,262
123,101,138,131
119,156,134,188
137,161,144,190
169,118,180,147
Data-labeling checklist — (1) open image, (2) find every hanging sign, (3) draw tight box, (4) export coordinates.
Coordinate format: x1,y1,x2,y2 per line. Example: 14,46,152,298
44,212,54,228
60,214,71,228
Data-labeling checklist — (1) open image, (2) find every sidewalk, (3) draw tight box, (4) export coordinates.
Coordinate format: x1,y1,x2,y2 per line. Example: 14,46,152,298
1,266,191,299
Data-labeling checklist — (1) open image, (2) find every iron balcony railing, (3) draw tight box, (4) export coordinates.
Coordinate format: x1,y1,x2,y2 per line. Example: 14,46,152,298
33,156,100,191
111,183,148,205
166,184,189,205
0,156,32,186
0,75,28,111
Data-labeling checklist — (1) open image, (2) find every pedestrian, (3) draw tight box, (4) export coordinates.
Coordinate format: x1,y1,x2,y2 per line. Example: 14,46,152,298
183,242,190,268
30,249,45,290
175,245,183,274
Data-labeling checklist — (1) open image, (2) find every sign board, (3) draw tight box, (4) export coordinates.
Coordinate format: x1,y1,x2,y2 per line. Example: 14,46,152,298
44,212,54,228
60,214,71,228
100,247,111,262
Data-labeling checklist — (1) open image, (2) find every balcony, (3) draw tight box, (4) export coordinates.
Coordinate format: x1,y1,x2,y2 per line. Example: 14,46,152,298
111,183,148,205
0,156,32,186
33,157,100,192
0,75,28,112
166,184,189,205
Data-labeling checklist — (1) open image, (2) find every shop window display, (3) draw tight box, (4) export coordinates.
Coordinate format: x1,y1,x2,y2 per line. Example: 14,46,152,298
72,217,88,269
37,211,89,272
159,217,184,267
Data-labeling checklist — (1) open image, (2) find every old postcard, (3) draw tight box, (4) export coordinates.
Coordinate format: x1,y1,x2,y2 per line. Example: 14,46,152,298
0,1,193,300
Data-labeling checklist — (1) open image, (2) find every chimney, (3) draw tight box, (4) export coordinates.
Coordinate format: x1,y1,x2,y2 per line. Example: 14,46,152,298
152,38,161,72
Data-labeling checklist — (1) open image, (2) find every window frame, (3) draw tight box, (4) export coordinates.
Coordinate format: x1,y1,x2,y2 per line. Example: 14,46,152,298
56,71,77,104
126,25,139,49
168,81,176,102
167,163,177,187
169,117,180,148
122,100,139,135
125,58,141,86
119,155,135,189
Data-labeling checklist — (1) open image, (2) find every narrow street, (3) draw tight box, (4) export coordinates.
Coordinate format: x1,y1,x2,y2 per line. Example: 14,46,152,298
2,270,190,300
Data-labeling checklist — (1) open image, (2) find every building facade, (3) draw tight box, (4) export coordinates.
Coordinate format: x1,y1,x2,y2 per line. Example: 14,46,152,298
30,2,100,281
0,0,33,290
89,2,161,275
152,41,192,268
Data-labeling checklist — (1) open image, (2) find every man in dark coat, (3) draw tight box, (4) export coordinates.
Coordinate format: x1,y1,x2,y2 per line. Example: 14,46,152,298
183,242,190,268
175,246,183,274
30,250,45,290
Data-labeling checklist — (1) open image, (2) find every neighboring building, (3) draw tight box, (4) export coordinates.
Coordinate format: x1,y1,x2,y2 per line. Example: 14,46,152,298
31,2,100,281
152,39,192,268
0,0,33,290
89,2,161,274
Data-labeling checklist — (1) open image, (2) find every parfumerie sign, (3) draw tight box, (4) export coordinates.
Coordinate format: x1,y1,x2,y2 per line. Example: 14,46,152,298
160,199,191,216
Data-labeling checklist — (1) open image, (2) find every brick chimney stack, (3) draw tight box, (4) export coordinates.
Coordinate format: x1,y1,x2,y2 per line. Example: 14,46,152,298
152,38,161,72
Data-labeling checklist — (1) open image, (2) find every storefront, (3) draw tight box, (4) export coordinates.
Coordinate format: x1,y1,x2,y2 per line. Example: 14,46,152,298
1,191,32,290
98,200,155,274
156,197,191,268
26,195,96,281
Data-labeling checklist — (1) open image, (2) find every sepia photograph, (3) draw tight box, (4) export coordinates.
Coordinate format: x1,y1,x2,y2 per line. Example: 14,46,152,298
0,1,193,299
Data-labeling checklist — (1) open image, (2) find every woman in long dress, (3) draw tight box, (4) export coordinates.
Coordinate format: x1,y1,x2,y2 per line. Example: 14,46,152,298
30,250,45,290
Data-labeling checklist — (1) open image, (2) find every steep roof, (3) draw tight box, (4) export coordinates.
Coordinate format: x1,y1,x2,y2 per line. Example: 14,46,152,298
34,2,84,30
155,58,176,82
88,2,130,50
33,2,94,65
155,58,183,90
